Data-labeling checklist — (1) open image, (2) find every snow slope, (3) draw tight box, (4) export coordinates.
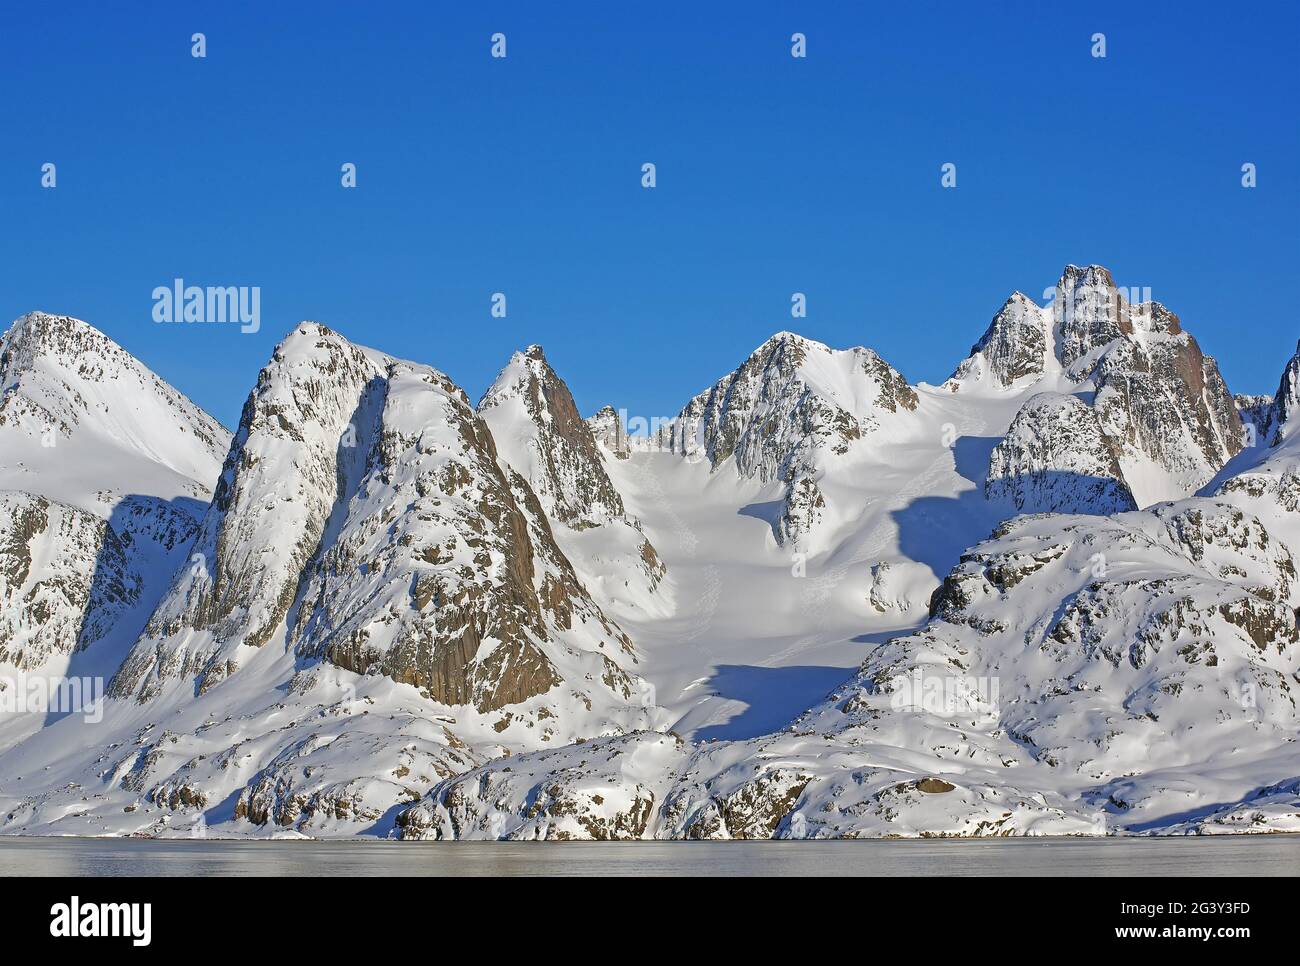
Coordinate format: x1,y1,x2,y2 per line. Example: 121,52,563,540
0,312,227,510
400,496,1299,839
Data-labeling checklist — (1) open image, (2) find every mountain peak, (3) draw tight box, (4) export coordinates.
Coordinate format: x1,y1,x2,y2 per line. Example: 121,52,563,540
751,330,824,356
479,345,628,527
1057,263,1117,289
477,346,667,610
2,311,116,365
0,311,231,506
764,329,808,344
670,327,918,548
292,320,333,338
8,309,96,334
948,290,1053,388
277,320,346,352
1270,340,1300,441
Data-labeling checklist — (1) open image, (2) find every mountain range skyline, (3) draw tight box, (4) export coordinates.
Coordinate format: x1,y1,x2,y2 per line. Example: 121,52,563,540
2,260,1298,840
11,261,1292,438
5,2,1296,430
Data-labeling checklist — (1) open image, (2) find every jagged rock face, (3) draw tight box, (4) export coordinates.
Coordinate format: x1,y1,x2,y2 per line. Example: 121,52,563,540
1089,315,1242,498
478,347,667,607
986,392,1137,513
291,359,562,710
109,495,205,557
0,494,139,669
1214,347,1300,561
1275,342,1300,441
111,324,386,697
948,265,1130,386
777,474,826,545
1054,275,1243,498
292,359,644,716
1236,393,1276,446
1053,264,1133,370
478,346,625,527
671,332,917,545
1249,341,1300,447
112,324,652,730
949,267,1243,503
950,293,1051,388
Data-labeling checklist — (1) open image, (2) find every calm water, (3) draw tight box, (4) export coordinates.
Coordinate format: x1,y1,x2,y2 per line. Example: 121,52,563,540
1,834,1297,876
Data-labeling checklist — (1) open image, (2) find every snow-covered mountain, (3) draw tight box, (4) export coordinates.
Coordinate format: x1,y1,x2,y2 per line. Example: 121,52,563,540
0,493,140,670
394,336,1300,840
951,266,1244,506
112,324,654,726
669,331,920,547
1212,341,1300,556
0,314,226,691
2,322,662,836
477,346,667,618
2,277,1296,840
0,312,228,508
1275,343,1300,440
586,406,631,459
398,494,1300,839
479,346,627,527
1256,340,1299,447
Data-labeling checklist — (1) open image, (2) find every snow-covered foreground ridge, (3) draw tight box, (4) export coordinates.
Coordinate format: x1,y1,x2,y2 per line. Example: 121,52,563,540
1,266,1298,840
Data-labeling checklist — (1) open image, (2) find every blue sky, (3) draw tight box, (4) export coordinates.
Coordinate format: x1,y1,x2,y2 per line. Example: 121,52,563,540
2,1,1297,428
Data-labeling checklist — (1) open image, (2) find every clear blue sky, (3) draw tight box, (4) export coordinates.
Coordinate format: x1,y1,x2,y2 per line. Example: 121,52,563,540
3,1,1297,428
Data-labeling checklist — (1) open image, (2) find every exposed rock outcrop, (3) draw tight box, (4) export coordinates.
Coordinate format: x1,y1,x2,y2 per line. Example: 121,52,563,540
986,392,1138,514
949,266,1244,504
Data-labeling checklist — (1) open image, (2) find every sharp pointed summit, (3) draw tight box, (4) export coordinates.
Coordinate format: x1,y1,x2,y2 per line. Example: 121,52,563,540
478,344,667,616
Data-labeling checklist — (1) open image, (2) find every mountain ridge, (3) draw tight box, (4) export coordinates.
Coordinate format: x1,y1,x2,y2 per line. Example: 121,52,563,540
2,268,1297,839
